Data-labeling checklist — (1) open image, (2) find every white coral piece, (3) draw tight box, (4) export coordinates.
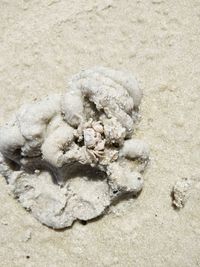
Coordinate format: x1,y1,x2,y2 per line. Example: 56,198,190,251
172,178,192,209
0,67,149,229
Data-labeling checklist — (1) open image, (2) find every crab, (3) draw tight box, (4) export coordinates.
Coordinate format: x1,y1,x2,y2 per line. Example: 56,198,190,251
74,119,106,162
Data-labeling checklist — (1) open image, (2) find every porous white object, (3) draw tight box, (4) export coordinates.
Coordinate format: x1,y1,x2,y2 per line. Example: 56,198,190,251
172,178,192,209
0,67,149,229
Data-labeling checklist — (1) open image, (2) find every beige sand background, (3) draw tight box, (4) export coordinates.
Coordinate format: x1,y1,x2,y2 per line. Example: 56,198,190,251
0,0,200,266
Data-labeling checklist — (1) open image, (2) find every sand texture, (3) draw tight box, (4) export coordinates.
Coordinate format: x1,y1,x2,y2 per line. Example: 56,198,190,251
0,0,200,266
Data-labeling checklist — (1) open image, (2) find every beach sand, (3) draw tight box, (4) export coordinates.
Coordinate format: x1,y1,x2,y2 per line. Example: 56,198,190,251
0,0,200,266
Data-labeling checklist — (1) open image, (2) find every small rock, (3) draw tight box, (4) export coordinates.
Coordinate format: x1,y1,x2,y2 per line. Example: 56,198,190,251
172,178,192,209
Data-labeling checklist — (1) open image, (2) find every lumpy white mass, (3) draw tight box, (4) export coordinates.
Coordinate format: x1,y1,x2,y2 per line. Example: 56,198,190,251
0,67,149,229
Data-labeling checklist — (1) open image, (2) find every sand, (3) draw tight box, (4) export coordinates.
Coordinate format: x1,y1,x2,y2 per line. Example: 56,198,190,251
0,0,200,266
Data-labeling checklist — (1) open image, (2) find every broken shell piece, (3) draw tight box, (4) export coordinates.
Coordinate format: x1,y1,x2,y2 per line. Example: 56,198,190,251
172,178,192,209
0,66,149,229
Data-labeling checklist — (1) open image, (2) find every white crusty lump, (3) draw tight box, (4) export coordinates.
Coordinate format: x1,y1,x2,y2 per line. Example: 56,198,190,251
0,67,149,229
172,178,192,209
